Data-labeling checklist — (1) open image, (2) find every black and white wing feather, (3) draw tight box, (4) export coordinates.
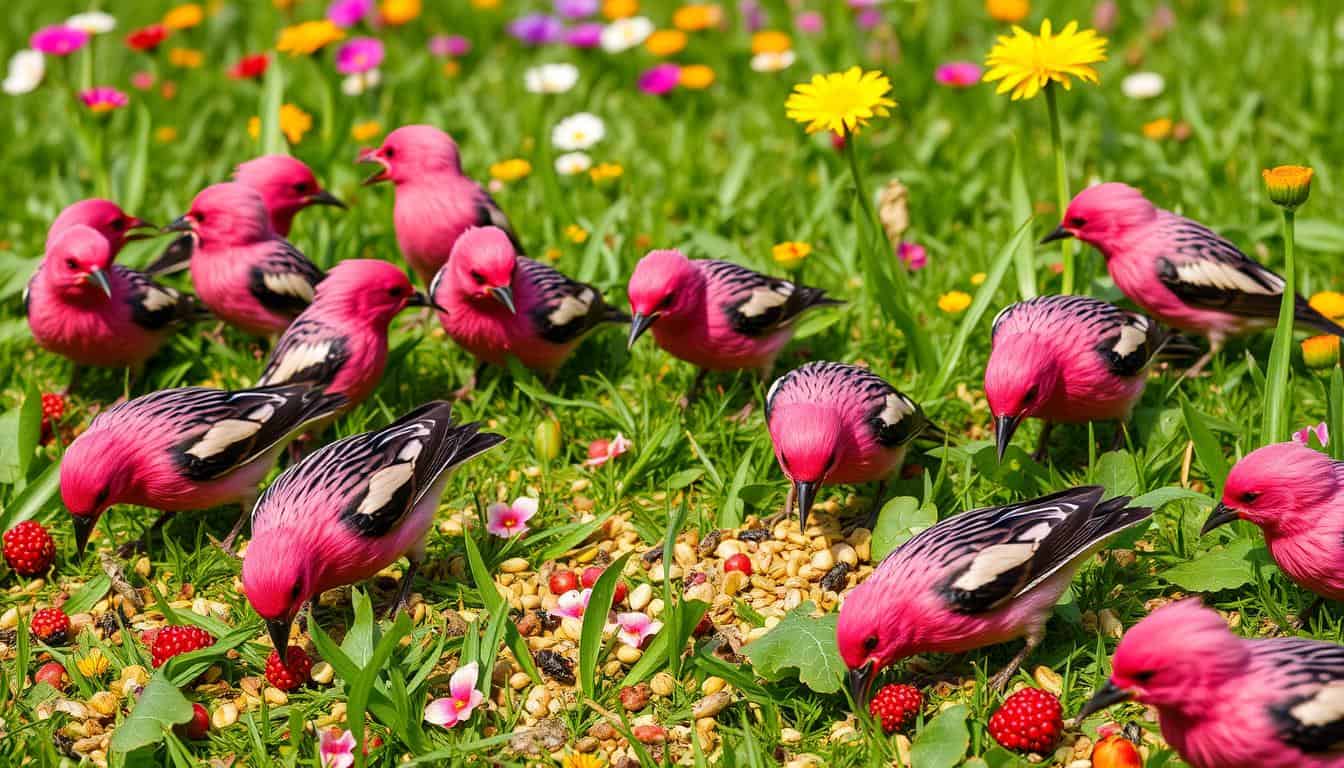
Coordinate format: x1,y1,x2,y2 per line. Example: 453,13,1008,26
992,295,1166,378
519,258,629,345
248,240,325,318
474,186,523,253
702,260,842,337
116,266,206,331
1262,639,1344,755
257,317,350,389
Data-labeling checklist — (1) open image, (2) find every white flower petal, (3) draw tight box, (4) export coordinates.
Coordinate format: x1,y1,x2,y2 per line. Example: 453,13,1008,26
3,50,44,95
554,151,592,175
66,11,117,34
1120,71,1165,100
600,17,653,53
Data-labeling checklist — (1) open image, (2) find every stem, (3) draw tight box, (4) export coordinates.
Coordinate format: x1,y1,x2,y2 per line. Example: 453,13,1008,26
1045,84,1075,293
1263,209,1297,444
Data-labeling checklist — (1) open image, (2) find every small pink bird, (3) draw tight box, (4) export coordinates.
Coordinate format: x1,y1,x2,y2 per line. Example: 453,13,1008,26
166,182,325,336
258,259,436,412
765,362,939,529
1044,182,1344,375
27,225,200,386
46,198,156,255
1202,441,1344,603
242,402,503,650
60,384,345,556
627,249,841,403
1077,598,1344,768
429,226,628,386
838,485,1151,701
987,295,1168,461
358,125,519,285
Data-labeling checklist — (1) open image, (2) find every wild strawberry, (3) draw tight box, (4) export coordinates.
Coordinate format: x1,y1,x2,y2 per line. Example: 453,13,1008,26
988,688,1064,753
1091,733,1144,768
30,607,70,645
35,661,67,690
4,520,56,576
868,683,923,733
150,625,215,667
265,645,313,691
723,553,753,575
178,703,209,739
40,392,65,442
549,569,578,595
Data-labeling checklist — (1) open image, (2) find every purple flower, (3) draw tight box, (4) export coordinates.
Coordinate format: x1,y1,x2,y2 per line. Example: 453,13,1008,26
428,34,471,57
485,498,538,538
565,23,604,48
509,13,565,46
336,37,384,75
856,8,882,29
898,242,927,271
554,0,598,19
739,0,763,32
30,25,89,56
935,61,982,88
327,0,373,28
638,63,680,95
80,86,128,113
795,11,823,34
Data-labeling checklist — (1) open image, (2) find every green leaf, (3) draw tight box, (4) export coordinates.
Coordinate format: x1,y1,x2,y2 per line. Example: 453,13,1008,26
1329,367,1344,461
870,496,935,562
1162,539,1257,592
579,552,632,699
1181,398,1230,493
665,468,704,490
122,105,152,212
718,445,754,528
462,532,541,684
63,574,111,615
1092,451,1139,497
1130,487,1210,511
110,674,194,754
259,57,287,156
0,462,61,531
532,514,610,562
17,385,40,483
742,602,844,694
909,704,970,768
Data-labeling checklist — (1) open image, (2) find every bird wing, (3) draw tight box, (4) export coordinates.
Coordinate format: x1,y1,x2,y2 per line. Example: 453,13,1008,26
702,260,841,337
247,240,325,318
115,266,205,332
518,258,628,345
475,186,523,253
1260,639,1344,754
1094,309,1166,378
992,295,1165,378
766,361,931,448
258,317,350,390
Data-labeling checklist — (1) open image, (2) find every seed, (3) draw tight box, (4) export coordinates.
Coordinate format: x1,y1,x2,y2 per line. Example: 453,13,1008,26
500,557,530,574
309,661,334,685
780,727,802,744
692,691,731,719
809,549,834,572
650,671,677,697
509,672,531,690
628,583,653,611
701,676,726,695
616,645,643,664
830,543,858,567
263,687,288,706
722,571,747,596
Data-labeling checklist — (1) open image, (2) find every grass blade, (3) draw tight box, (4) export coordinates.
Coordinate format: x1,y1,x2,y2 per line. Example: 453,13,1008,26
1009,136,1037,300
259,57,287,156
1261,210,1296,444
578,552,632,699
462,531,542,684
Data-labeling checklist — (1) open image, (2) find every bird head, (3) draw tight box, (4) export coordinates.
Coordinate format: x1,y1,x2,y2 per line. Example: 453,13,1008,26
626,249,700,349
169,182,273,247
984,334,1061,461
60,429,133,557
241,532,318,652
768,402,844,529
357,124,462,185
1204,441,1338,537
436,226,519,313
234,155,344,229
1042,182,1158,250
316,259,438,326
836,575,918,706
47,198,155,255
45,225,114,300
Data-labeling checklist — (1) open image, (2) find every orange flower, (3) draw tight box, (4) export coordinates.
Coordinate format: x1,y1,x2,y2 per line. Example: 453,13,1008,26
490,158,532,182
679,65,715,89
471,0,500,7
168,47,203,68
1302,335,1340,370
751,30,791,54
380,0,421,25
602,0,638,19
351,121,382,142
162,4,204,30
771,241,811,269
248,103,313,144
276,20,345,56
985,0,1029,23
589,163,624,183
673,4,722,31
1141,118,1172,140
565,225,589,244
1262,165,1313,210
645,29,687,56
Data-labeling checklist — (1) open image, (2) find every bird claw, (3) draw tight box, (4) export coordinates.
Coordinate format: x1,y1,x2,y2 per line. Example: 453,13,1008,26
209,534,242,560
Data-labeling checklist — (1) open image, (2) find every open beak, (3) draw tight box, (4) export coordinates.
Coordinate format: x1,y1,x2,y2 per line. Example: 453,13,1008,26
164,215,194,234
357,148,390,185
124,217,159,242
84,268,112,299
995,414,1022,462
307,189,346,209
267,618,293,653
1040,225,1073,244
72,515,97,560
794,480,818,531
628,312,657,350
489,286,516,314
408,290,446,313
1200,501,1241,535
1076,680,1134,722
848,660,877,707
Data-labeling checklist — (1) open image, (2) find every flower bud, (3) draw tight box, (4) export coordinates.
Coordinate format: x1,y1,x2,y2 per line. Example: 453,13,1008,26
1262,165,1313,210
533,416,562,463
1301,334,1340,371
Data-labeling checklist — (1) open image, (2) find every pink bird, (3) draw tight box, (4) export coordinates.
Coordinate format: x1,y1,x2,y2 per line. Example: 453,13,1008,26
627,249,841,404
1077,598,1344,768
60,384,345,556
46,198,156,255
1202,441,1344,604
166,182,325,336
242,402,503,650
986,295,1168,462
358,125,520,285
1044,182,1344,375
429,226,628,387
765,362,939,529
258,259,436,413
838,485,1151,701
27,225,200,387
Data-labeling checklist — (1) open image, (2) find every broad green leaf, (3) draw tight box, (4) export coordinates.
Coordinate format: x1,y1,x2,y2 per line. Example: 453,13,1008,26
1162,539,1257,592
259,57,286,156
17,384,39,482
1181,398,1230,492
909,704,970,768
742,602,844,694
665,467,704,490
110,674,194,753
870,496,936,561
0,462,62,531
579,552,632,699
1092,451,1139,497
1130,487,1210,510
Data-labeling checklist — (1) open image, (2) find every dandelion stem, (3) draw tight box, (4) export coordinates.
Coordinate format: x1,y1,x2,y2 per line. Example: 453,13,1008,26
1263,208,1297,444
1044,84,1074,294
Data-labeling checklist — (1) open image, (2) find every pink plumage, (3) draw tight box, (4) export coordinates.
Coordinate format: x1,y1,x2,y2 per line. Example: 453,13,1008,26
60,384,345,555
1046,182,1343,374
359,125,519,285
46,198,155,255
986,294,1166,461
837,486,1151,701
234,154,344,237
765,362,936,528
1078,599,1344,768
1203,441,1344,601
429,226,629,377
168,182,325,336
242,402,503,650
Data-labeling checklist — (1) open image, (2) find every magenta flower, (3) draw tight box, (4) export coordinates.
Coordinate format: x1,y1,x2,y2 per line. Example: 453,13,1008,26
319,729,355,768
1093,0,1119,34
30,25,89,56
486,497,538,538
795,11,824,34
130,71,155,91
1293,422,1329,449
856,8,882,29
327,0,373,28
79,86,128,113
553,588,591,619
336,37,384,75
554,0,598,19
638,64,680,96
509,13,565,46
615,611,662,648
585,433,633,467
935,61,982,88
428,34,471,57
740,0,763,32
424,662,485,728
898,242,927,271
565,23,604,48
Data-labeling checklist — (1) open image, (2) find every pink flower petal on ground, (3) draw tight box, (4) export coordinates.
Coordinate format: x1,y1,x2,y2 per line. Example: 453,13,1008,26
424,697,461,727
553,588,591,618
615,611,662,647
319,728,356,768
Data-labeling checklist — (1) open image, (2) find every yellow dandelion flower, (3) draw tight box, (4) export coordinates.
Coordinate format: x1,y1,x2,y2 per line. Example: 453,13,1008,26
938,291,973,313
247,116,261,140
543,246,563,261
276,20,345,56
351,120,382,142
1302,335,1340,370
1310,291,1344,320
645,29,687,56
785,66,896,136
76,649,110,678
751,30,792,55
155,126,178,143
279,104,312,144
970,272,988,286
771,241,812,269
673,4,722,31
380,0,421,26
168,47,204,68
589,163,624,183
1142,118,1173,140
1262,165,1313,210
162,4,204,30
983,20,1108,101
562,754,604,768
471,0,500,7
679,64,715,90
602,0,638,19
490,158,532,182
985,0,1030,23
565,225,589,244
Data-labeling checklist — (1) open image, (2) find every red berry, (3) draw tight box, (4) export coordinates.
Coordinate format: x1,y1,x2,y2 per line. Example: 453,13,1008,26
581,566,603,588
1092,734,1144,768
723,553,753,575
265,645,313,691
150,625,215,668
4,521,56,576
549,569,578,595
30,607,70,645
178,703,209,740
579,566,626,602
868,683,923,733
988,688,1064,754
692,613,714,637
35,661,67,690
612,580,628,604
40,393,65,421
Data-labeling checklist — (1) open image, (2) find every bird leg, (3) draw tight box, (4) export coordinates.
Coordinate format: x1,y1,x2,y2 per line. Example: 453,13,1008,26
63,365,83,396
390,557,421,618
215,491,256,556
1109,422,1129,453
678,369,709,410
1183,339,1222,379
989,633,1041,692
1031,422,1055,463
117,511,175,558
453,362,487,402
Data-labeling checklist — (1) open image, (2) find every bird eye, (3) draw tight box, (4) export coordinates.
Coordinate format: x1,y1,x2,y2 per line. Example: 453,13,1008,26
289,583,301,599
292,182,308,194
657,294,675,311
1069,216,1087,227
863,636,878,652
1240,491,1262,504
1023,385,1038,403
195,213,206,224
65,258,79,270
384,147,396,158
1132,670,1155,683
470,270,485,284
387,286,403,297
111,219,125,230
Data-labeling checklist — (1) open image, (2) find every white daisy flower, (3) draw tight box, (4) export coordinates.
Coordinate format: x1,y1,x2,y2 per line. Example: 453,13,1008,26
341,69,382,96
750,50,796,73
600,17,653,53
66,11,117,34
552,112,605,151
524,63,579,94
3,50,45,95
1121,72,1165,100
554,151,592,176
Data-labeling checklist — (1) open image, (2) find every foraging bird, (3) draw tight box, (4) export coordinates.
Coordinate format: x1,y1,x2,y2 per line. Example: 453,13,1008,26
838,485,1151,703
1044,182,1344,375
1202,441,1344,603
242,402,503,651
46,198,156,255
60,384,345,556
627,249,841,404
258,259,436,413
765,362,939,530
27,225,200,384
429,226,628,386
358,124,519,285
166,182,325,336
1077,598,1344,768
987,295,1167,462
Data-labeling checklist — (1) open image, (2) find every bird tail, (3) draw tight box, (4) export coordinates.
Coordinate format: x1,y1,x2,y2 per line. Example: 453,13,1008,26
796,286,844,310
1294,296,1344,337
1014,490,1152,597
290,386,349,428
914,420,949,445
1079,495,1154,547
1153,330,1203,367
144,234,195,276
393,401,506,481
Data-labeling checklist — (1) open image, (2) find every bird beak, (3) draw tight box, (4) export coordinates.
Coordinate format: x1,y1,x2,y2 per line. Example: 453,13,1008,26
357,148,390,185
143,235,195,275
628,312,657,350
72,515,97,560
848,660,877,707
408,290,446,313
124,217,159,242
1200,502,1241,535
164,215,194,233
267,618,293,654
489,286,516,314
794,480,819,531
1075,680,1134,721
995,414,1022,462
306,190,346,209
83,268,112,299
1040,225,1073,244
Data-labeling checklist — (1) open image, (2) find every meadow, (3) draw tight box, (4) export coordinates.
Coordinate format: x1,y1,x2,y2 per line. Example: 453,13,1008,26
1,0,1343,766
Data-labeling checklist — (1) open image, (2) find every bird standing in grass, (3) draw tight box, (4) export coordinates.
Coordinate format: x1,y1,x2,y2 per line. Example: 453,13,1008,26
626,249,841,410
986,295,1168,462
60,384,345,556
430,226,629,392
1044,182,1344,375
838,486,1152,702
46,198,157,255
358,125,519,285
242,402,503,651
166,182,325,337
1077,599,1344,768
765,362,939,530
